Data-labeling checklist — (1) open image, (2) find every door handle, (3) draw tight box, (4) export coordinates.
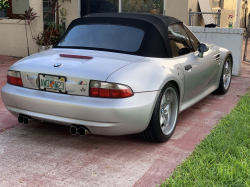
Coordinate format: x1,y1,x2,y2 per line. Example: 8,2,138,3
185,65,192,71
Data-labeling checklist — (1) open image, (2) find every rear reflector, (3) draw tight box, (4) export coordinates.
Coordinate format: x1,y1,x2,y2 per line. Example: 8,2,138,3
60,54,93,59
90,81,133,98
7,70,23,87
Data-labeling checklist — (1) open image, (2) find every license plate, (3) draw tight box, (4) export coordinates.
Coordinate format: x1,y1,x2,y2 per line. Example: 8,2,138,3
39,74,66,93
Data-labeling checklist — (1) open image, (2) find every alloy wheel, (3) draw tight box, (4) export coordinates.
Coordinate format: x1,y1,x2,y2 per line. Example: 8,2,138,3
159,87,178,135
223,58,232,90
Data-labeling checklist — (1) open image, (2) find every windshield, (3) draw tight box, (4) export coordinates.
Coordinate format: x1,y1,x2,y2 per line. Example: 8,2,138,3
57,24,145,52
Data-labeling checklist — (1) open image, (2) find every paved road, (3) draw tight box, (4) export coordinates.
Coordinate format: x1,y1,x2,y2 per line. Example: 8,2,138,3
0,55,250,187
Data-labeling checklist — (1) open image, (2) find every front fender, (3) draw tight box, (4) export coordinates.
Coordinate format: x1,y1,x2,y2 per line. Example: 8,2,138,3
216,48,233,82
220,47,233,63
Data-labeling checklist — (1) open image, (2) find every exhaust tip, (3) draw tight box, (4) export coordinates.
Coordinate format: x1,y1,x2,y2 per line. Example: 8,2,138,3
79,127,90,136
23,117,29,125
78,127,86,136
18,115,24,123
70,126,78,135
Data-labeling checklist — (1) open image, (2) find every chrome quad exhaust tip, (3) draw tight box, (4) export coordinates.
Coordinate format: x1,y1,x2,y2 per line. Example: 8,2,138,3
69,125,90,136
18,115,24,123
78,127,90,136
23,117,29,125
69,126,79,135
18,115,30,125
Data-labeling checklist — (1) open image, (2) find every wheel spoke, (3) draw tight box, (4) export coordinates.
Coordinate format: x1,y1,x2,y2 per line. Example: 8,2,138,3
161,93,171,109
225,62,228,69
167,106,171,124
163,114,168,126
223,74,227,82
160,116,164,126
164,103,170,112
161,94,167,107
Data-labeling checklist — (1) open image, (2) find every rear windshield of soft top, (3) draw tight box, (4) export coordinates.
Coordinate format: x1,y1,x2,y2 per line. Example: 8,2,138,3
57,24,145,52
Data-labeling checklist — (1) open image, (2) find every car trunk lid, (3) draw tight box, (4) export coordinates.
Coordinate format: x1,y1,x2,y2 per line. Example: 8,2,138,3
10,49,143,96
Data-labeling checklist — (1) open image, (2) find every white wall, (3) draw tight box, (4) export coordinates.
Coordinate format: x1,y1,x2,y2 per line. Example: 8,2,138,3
165,0,189,24
12,0,29,14
188,26,244,76
0,0,43,57
58,0,79,28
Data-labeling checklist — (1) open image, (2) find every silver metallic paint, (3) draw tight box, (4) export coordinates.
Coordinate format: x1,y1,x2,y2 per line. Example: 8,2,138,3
2,83,160,135
1,43,232,135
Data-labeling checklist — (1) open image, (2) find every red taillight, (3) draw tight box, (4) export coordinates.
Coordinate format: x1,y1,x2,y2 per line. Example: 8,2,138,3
90,88,99,97
110,89,133,98
99,88,110,97
7,71,23,87
90,81,133,98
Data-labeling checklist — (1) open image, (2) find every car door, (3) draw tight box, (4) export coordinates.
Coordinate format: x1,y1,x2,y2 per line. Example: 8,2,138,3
168,24,216,101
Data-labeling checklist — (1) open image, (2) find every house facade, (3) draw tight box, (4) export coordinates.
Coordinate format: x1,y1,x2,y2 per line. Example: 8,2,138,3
0,0,248,57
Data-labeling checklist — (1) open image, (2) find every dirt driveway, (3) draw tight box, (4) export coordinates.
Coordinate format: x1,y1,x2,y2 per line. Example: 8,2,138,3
1,55,250,187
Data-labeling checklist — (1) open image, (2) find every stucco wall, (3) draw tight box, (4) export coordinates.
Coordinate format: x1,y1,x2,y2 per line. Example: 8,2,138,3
0,0,43,57
58,0,79,28
165,0,189,25
188,26,244,76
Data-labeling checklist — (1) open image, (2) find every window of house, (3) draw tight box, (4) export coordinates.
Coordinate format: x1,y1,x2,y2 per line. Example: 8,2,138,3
6,0,29,19
81,0,166,16
122,0,164,14
212,0,223,9
43,0,55,24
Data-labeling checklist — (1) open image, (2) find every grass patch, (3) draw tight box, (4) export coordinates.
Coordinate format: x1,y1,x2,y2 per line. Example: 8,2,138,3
160,92,250,187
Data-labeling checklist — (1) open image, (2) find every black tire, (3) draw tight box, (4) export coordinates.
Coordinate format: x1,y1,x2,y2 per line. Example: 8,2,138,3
214,56,232,95
139,82,179,143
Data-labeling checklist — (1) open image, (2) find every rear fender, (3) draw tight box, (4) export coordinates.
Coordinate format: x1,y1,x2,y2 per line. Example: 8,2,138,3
106,57,184,103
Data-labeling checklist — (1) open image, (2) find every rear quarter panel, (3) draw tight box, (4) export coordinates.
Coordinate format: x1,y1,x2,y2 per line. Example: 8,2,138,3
106,57,184,101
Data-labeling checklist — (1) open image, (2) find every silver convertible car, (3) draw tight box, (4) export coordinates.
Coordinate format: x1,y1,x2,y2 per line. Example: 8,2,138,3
1,13,232,142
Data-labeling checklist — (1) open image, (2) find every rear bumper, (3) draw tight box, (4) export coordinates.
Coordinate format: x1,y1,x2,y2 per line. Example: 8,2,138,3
1,84,159,135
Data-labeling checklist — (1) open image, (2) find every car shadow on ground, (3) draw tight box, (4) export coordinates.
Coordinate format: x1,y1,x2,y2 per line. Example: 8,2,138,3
27,120,146,144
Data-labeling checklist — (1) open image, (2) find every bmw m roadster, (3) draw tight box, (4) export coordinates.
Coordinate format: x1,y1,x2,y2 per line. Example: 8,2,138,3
1,13,232,142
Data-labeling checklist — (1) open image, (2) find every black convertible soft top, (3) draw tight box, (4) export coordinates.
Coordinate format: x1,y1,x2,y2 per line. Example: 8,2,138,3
55,13,183,58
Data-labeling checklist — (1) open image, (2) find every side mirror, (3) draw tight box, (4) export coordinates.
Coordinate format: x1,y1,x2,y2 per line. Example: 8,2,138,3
198,43,209,58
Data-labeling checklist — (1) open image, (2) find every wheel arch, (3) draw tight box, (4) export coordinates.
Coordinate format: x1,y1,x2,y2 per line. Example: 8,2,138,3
219,48,233,66
159,75,184,104
139,79,181,142
220,52,233,78
168,80,180,99
153,79,181,116
227,53,233,67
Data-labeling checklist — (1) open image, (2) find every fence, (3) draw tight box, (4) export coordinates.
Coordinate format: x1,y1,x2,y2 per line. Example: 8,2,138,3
243,14,250,62
189,8,221,27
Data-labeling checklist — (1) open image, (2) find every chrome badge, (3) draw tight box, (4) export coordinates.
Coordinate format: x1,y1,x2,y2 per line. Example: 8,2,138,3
54,63,62,68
